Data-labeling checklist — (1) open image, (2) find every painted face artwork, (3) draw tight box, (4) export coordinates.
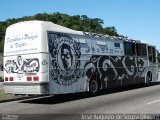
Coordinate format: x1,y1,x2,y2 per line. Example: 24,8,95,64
61,43,73,69
48,33,82,86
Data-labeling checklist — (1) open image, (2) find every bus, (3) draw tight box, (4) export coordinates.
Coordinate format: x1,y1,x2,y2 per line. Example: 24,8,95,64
3,20,159,96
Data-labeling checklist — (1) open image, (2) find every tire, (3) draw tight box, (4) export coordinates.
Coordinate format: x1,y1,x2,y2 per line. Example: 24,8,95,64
146,73,152,86
89,79,99,96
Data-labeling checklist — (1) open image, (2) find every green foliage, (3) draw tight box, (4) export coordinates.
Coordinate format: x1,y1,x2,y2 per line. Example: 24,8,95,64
0,12,124,53
156,51,160,66
0,12,160,63
157,52,160,63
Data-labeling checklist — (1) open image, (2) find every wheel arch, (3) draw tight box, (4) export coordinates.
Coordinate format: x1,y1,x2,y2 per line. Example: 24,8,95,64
145,71,152,83
90,74,101,89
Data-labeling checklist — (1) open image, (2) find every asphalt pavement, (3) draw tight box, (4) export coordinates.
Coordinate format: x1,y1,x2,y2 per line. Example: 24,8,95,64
0,73,160,120
0,82,160,119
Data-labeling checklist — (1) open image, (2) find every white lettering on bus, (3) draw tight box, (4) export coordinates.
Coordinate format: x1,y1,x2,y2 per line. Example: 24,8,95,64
15,43,27,48
7,34,38,43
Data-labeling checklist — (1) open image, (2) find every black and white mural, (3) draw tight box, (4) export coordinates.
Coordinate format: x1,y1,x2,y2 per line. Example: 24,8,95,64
48,33,83,86
48,32,146,88
84,55,145,88
4,56,39,75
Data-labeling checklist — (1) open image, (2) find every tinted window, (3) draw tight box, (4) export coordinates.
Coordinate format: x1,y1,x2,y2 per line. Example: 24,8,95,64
141,44,147,56
136,44,141,56
152,47,156,63
114,43,120,48
136,44,147,56
148,46,156,63
124,42,135,55
148,47,152,62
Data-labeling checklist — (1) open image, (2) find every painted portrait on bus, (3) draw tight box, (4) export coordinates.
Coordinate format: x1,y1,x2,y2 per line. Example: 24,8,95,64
60,43,73,70
48,33,82,86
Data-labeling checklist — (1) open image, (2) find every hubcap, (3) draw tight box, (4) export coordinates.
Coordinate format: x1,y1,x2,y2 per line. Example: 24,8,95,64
90,80,98,93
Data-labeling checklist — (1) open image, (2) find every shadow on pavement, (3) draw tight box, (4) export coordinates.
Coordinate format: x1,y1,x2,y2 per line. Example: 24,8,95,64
20,81,160,105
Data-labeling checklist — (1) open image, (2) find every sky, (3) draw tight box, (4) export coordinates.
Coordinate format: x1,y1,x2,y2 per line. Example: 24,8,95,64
1,0,160,51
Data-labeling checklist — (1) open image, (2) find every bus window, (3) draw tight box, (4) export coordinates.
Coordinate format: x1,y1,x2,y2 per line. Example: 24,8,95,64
148,46,156,63
136,44,141,56
141,44,147,56
124,42,135,56
152,47,156,63
148,47,152,62
136,44,147,57
114,42,120,48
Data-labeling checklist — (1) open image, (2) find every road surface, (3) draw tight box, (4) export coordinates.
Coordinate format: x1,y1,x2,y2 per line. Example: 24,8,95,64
0,73,160,120
0,82,160,120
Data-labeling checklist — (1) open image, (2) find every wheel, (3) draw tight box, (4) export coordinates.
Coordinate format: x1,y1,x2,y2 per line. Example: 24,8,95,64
146,73,152,85
89,79,99,96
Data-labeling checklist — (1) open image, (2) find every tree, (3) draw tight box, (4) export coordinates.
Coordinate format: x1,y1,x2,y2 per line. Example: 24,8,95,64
103,26,118,36
157,52,160,62
0,12,121,53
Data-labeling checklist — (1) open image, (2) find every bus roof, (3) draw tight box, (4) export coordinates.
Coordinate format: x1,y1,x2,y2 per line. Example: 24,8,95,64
7,20,83,35
6,20,156,46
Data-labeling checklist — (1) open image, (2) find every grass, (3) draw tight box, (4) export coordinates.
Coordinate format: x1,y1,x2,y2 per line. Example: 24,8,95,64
0,53,3,65
0,89,18,101
0,76,19,101
0,54,15,101
0,77,3,82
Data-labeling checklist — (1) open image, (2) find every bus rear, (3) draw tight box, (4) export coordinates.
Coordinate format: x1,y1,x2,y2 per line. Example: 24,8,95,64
3,21,49,95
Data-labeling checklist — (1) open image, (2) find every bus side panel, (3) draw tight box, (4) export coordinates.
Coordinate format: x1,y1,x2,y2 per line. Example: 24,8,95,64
47,32,158,94
135,57,148,84
147,62,158,82
48,32,90,94
84,55,147,89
